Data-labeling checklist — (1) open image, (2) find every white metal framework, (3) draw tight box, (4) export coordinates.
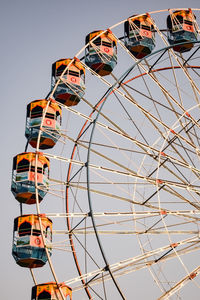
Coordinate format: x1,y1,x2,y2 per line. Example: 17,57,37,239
20,8,200,300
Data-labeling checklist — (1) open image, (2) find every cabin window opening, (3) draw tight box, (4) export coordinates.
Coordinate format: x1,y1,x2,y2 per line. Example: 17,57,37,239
129,21,141,39
32,223,41,236
56,65,67,76
45,226,52,241
18,221,32,236
102,40,112,48
141,24,151,31
80,70,85,83
92,37,101,46
31,106,43,119
56,110,61,117
38,290,52,300
45,112,55,120
30,165,43,174
43,163,49,176
32,228,41,236
184,19,193,26
172,14,183,25
132,20,140,28
30,159,48,176
17,159,30,173
68,70,79,77
171,14,183,31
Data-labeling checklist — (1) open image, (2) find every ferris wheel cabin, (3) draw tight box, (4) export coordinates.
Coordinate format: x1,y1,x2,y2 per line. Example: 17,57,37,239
52,58,85,106
32,283,72,300
124,14,156,59
11,152,50,204
167,9,198,53
85,30,117,76
25,99,62,149
12,215,52,268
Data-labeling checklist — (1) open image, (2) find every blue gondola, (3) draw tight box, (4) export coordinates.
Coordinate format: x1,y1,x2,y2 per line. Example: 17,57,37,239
11,152,49,204
167,9,198,53
124,14,155,59
52,58,85,106
85,30,117,76
25,99,62,149
12,215,52,268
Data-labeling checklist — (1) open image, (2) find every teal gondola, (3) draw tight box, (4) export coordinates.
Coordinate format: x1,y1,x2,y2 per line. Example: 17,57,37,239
85,30,117,76
11,152,49,204
25,99,62,149
52,58,85,106
12,215,52,268
124,14,155,59
167,9,198,53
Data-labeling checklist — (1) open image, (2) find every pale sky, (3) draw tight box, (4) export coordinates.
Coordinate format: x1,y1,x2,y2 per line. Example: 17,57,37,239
1,0,200,299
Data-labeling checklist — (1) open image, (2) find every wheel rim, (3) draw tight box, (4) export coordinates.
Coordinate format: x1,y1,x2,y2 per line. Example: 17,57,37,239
26,8,200,300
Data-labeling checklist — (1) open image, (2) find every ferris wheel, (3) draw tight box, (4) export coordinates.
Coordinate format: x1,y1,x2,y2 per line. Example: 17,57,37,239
11,8,200,300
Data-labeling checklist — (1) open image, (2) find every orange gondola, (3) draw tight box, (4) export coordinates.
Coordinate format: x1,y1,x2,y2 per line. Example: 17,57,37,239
167,9,198,53
11,152,49,204
85,30,117,76
52,58,85,106
12,214,52,268
32,282,72,300
124,14,155,59
25,99,62,149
